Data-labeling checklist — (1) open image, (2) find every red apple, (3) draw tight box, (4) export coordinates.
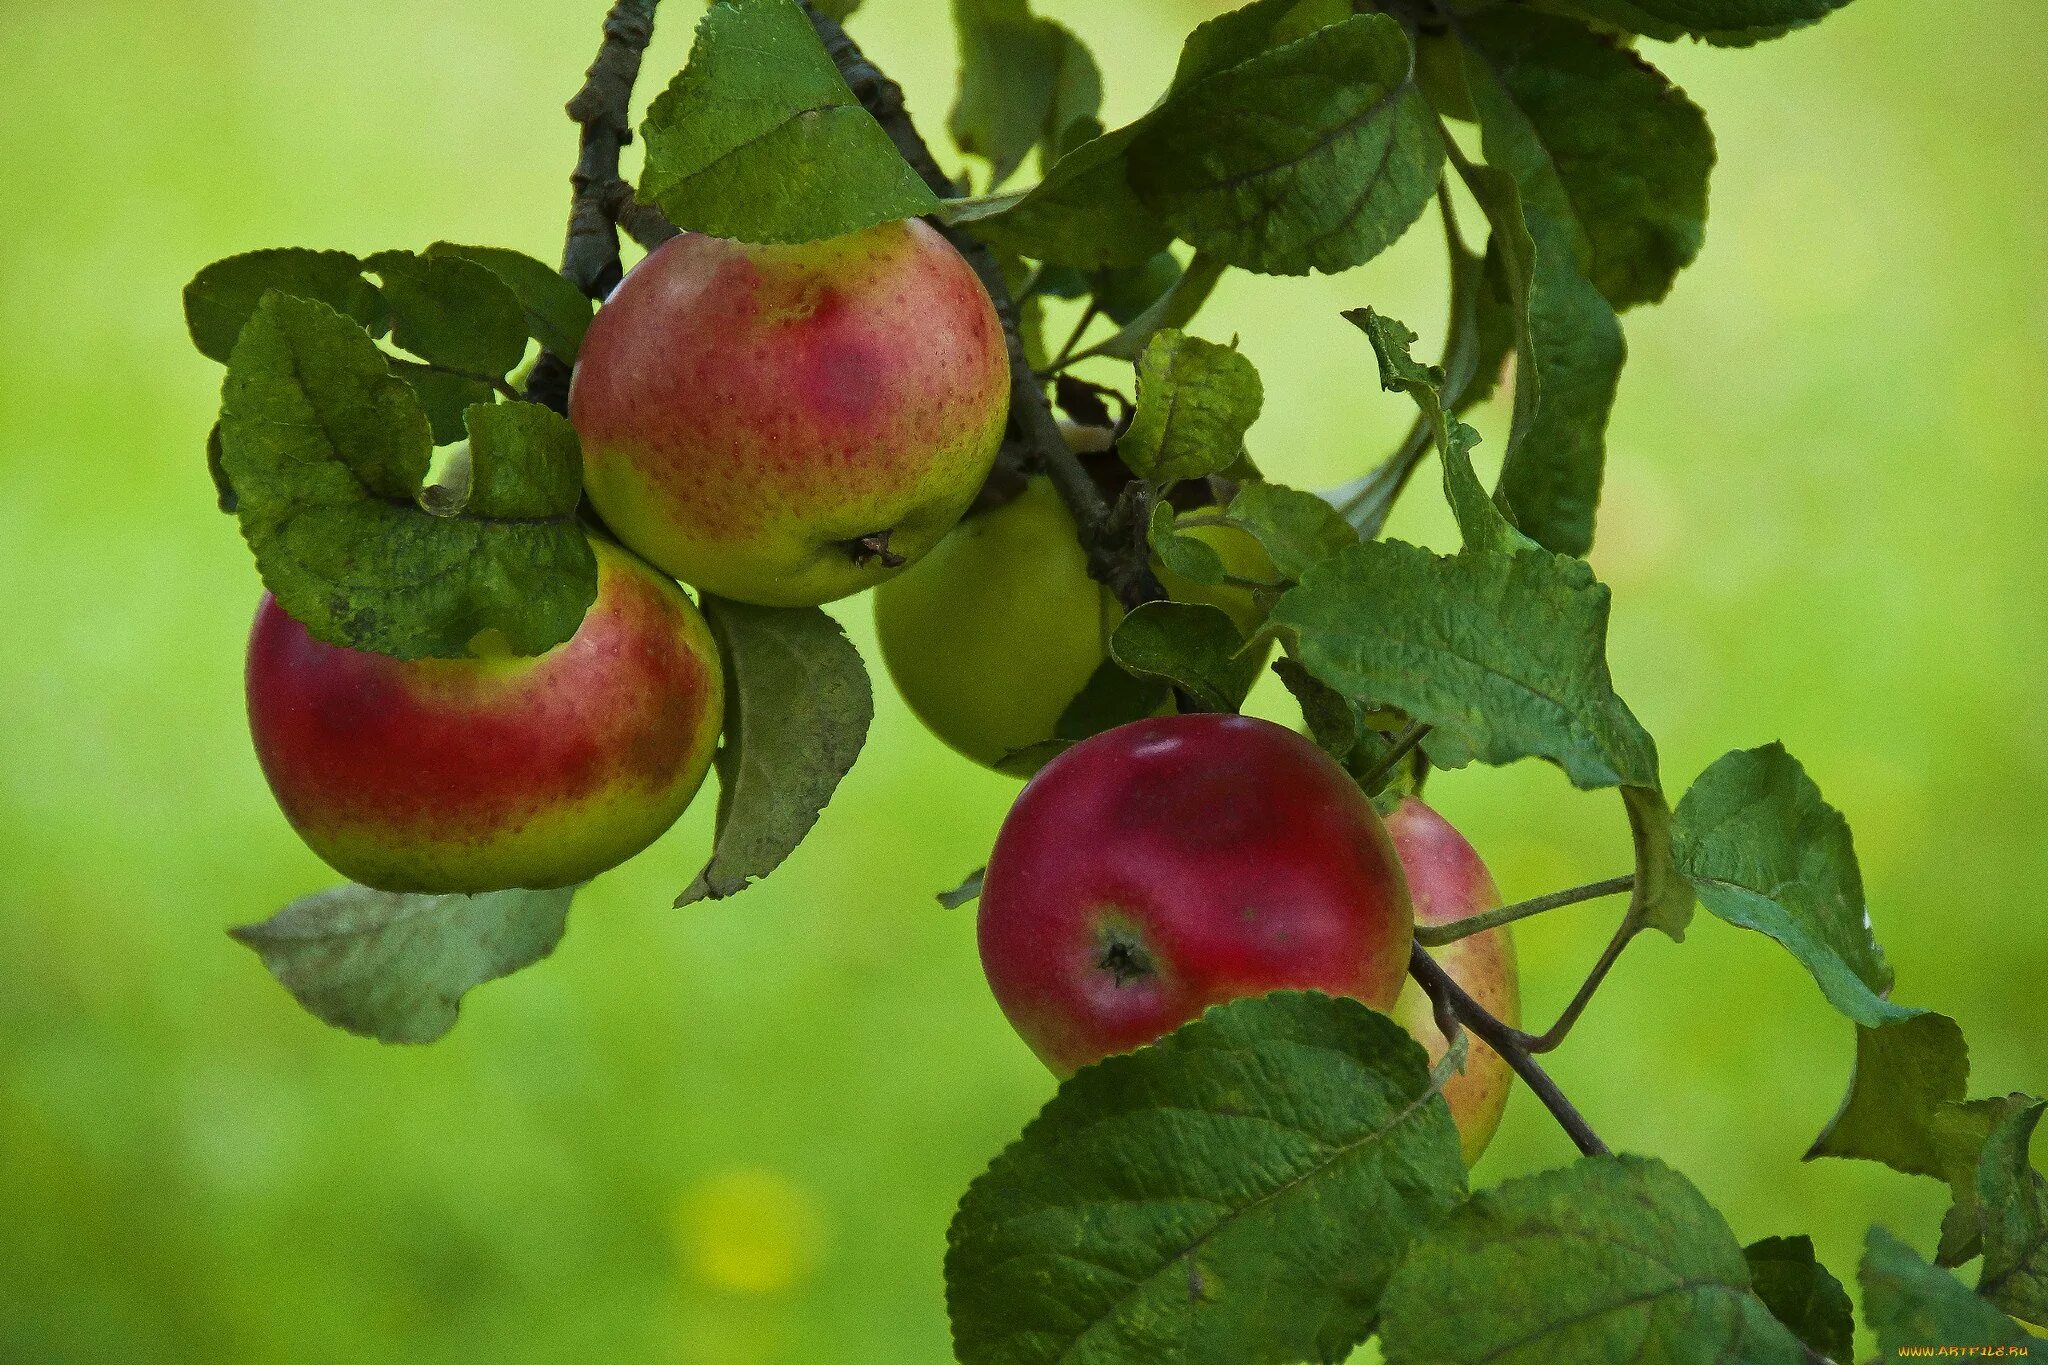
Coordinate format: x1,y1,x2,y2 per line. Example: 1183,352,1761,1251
976,714,1415,1075
246,539,723,893
568,219,1010,608
1387,798,1522,1165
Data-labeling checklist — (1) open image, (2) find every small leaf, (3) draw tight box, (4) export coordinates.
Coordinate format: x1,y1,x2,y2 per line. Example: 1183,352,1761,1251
1975,1099,2048,1323
948,122,1174,271
1860,1226,2034,1356
1148,502,1227,587
216,293,594,658
1273,655,1364,762
1224,480,1358,580
365,250,529,380
1119,330,1264,484
1053,659,1170,743
1808,1011,1970,1179
679,598,872,904
937,866,985,910
184,248,387,364
1130,14,1444,277
950,0,1101,189
1457,46,1626,557
1379,1155,1809,1364
639,0,940,243
1674,743,1909,1029
1550,0,1855,46
425,243,594,362
205,423,236,513
1093,250,1183,325
1460,9,1714,311
397,365,496,446
1743,1235,1854,1364
1110,601,1261,713
946,992,1467,1365
230,884,575,1044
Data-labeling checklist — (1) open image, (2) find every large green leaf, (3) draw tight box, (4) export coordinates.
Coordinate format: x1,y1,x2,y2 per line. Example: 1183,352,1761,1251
1860,1227,2034,1356
1379,1155,1808,1364
639,0,940,243
1456,45,1625,557
1975,1099,2048,1323
1460,9,1713,311
1674,743,1909,1028
1129,14,1443,276
1743,1235,1854,1364
947,122,1172,270
950,0,1101,188
231,884,576,1044
946,992,1466,1365
1118,330,1264,484
678,599,872,905
216,293,595,659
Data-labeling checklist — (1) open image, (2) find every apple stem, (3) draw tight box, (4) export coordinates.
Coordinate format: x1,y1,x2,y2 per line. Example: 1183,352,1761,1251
1359,720,1431,795
844,532,907,569
1413,874,1635,948
1409,944,1610,1158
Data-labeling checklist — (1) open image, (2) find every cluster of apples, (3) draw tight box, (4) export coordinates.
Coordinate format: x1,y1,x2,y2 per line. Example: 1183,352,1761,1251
245,219,1519,1159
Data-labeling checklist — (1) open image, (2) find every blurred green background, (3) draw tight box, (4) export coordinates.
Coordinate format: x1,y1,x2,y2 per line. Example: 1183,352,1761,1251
2,1,2042,1360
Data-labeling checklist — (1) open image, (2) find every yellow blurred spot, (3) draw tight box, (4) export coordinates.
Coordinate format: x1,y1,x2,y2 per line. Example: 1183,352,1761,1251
675,1166,824,1296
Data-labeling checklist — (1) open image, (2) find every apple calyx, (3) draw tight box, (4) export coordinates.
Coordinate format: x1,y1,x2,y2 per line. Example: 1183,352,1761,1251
842,530,907,568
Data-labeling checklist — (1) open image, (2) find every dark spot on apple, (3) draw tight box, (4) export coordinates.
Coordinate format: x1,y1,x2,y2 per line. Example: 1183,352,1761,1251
1095,926,1154,987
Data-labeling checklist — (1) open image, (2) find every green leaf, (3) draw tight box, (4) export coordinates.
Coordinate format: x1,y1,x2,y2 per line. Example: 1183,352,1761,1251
217,293,594,659
230,884,575,1044
1148,502,1227,586
1976,1100,2048,1323
424,243,593,362
365,250,529,380
1808,1011,1971,1180
946,992,1467,1365
1460,9,1713,311
1129,14,1444,276
1094,251,1183,325
1269,536,1657,791
394,366,497,447
950,0,1101,189
1224,480,1357,580
1743,1235,1855,1364
949,122,1173,270
1380,1155,1808,1364
184,248,388,364
1674,743,1909,1029
1457,46,1626,558
1053,659,1171,743
1860,1227,2034,1356
678,598,872,905
1119,330,1264,484
1110,601,1261,713
1547,0,1856,47
1082,251,1228,362
639,0,941,244
1272,656,1365,762
206,423,236,513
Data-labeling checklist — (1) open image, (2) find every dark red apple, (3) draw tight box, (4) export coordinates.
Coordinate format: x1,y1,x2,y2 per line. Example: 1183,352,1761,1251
976,713,1415,1075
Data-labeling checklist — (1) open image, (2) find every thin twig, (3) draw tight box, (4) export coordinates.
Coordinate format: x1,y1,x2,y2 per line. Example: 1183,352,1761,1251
797,0,1162,607
1360,720,1430,795
1525,915,1638,1054
1414,874,1635,948
526,0,668,413
1409,944,1610,1157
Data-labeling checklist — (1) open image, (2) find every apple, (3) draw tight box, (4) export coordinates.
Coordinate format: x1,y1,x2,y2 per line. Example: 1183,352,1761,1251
976,713,1415,1074
246,539,724,893
873,476,1275,774
567,219,1011,607
1387,797,1522,1165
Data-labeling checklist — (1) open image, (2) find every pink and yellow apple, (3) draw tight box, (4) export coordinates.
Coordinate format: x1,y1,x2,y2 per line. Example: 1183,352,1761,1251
568,219,1010,607
246,539,723,893
1387,797,1522,1165
873,475,1276,775
976,714,1415,1074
